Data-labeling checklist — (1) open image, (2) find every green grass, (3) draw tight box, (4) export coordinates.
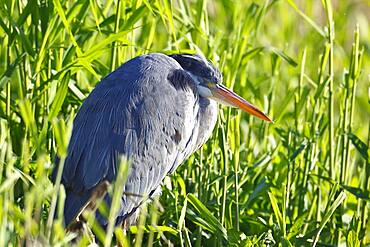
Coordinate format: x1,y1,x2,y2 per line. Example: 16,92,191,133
0,0,369,246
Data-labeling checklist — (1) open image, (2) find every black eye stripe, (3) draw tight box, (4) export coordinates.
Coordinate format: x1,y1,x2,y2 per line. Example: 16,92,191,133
169,53,222,84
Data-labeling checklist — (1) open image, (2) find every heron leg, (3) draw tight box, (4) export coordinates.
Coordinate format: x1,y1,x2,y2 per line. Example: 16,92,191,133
66,180,110,232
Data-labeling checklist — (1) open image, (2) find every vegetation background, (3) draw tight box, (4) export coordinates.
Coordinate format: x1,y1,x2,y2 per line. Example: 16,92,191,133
0,0,369,246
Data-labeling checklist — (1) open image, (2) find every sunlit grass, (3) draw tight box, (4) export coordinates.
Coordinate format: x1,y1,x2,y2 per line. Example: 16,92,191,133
0,0,369,246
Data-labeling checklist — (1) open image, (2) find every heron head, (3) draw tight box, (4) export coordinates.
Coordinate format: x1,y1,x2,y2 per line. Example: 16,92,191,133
170,53,272,122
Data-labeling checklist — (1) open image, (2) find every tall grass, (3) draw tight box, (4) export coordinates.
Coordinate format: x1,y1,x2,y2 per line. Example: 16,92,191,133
0,0,369,246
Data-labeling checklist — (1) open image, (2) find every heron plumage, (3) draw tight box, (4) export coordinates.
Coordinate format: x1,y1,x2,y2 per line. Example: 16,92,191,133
55,53,219,227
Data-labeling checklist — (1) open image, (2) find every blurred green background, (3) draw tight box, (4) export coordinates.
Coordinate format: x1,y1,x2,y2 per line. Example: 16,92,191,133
0,0,369,246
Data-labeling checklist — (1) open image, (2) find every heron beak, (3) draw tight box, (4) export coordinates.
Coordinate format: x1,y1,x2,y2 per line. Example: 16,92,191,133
210,84,273,122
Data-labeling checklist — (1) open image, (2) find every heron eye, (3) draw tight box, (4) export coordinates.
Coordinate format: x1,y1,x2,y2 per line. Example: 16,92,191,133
207,82,216,88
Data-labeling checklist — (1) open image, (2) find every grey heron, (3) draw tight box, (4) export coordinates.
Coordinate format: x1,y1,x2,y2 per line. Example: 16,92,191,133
53,53,272,229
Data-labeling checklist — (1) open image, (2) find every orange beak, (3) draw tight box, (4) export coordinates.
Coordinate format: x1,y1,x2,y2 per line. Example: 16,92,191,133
210,84,272,122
